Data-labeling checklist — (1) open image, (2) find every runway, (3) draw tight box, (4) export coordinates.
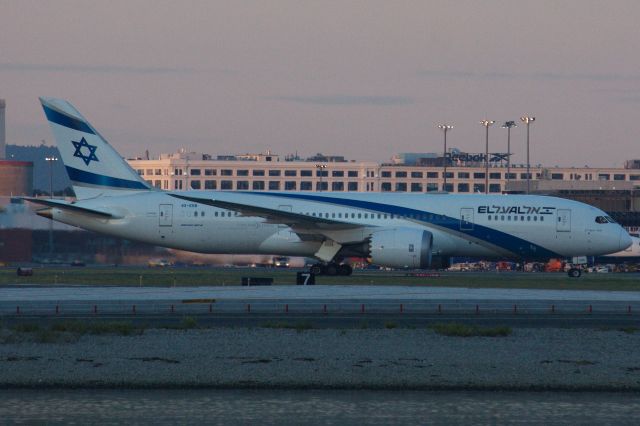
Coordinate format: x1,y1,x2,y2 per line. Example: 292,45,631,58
2,285,640,323
4,284,640,302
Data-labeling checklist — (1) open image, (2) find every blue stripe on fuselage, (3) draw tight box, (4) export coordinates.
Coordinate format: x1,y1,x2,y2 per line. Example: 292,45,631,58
245,192,560,259
42,104,95,134
66,166,149,190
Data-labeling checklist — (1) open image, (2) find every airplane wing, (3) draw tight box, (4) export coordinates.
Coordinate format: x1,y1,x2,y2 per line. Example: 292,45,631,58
22,197,120,219
170,194,360,231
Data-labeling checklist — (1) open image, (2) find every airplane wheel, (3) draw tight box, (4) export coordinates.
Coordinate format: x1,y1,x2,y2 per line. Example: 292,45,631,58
568,268,582,278
310,265,323,275
325,264,338,276
338,264,353,276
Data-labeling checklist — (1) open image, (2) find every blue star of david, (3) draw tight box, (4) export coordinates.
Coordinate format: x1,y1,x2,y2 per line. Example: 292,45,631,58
71,137,99,166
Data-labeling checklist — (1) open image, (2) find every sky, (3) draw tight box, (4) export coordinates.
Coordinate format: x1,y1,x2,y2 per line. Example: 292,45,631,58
1,0,639,167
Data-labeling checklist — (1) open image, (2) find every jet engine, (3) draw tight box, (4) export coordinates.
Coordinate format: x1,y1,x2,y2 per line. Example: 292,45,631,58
368,228,433,269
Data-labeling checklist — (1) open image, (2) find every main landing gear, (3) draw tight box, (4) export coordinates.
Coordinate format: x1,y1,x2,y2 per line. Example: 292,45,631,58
309,263,353,276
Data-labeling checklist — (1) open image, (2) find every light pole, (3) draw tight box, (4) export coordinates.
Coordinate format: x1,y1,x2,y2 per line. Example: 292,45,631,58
315,164,327,192
520,116,536,194
501,121,517,189
45,156,58,198
479,120,495,194
45,156,58,256
437,124,453,191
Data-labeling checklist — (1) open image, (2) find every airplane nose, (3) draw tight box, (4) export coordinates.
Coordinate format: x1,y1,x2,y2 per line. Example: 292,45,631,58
619,228,632,251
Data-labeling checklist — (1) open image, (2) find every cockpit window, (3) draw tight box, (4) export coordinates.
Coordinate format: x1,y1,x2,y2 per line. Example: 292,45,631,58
595,216,617,224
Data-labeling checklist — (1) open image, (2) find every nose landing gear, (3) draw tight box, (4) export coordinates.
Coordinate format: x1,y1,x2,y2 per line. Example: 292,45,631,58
567,268,582,278
309,263,353,276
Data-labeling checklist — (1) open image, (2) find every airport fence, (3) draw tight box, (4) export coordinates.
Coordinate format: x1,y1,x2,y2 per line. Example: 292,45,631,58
1,299,639,317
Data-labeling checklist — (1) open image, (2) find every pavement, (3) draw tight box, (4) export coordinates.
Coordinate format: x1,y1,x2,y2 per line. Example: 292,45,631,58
1,285,640,325
3,284,640,302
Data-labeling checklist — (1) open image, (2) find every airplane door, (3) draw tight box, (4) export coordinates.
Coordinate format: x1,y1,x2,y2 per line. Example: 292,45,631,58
460,208,474,231
159,204,173,226
556,209,571,232
159,204,173,239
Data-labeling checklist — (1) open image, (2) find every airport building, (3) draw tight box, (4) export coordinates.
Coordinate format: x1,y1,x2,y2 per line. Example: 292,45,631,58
129,150,640,195
129,150,380,193
128,150,640,227
0,99,34,196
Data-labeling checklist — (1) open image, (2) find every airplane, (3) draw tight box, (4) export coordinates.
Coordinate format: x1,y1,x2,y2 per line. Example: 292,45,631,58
26,98,632,278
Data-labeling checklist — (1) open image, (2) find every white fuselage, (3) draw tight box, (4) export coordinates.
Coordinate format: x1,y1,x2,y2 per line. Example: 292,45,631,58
45,191,630,261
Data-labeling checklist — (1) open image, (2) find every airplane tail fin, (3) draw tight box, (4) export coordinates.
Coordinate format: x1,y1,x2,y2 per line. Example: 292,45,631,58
39,97,152,199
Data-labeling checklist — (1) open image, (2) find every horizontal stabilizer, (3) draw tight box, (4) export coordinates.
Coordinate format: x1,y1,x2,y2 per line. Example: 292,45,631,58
23,197,119,219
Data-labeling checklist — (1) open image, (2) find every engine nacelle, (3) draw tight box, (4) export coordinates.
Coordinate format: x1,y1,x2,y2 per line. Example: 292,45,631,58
368,228,433,269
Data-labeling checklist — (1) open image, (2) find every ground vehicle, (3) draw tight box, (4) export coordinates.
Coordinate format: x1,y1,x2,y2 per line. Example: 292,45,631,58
545,258,564,272
148,259,172,268
272,256,290,268
496,261,515,271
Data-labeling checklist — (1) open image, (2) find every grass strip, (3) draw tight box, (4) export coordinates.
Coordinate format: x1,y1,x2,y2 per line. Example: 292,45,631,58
261,321,313,332
161,316,199,330
430,322,512,337
3,266,640,291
